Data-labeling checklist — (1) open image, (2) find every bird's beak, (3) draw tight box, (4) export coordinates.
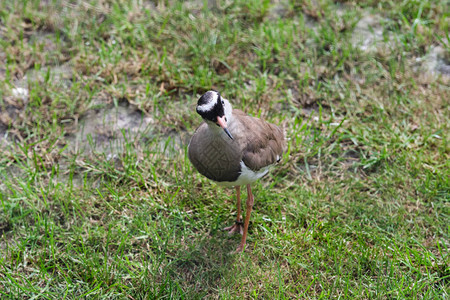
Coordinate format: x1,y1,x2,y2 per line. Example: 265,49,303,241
216,116,233,140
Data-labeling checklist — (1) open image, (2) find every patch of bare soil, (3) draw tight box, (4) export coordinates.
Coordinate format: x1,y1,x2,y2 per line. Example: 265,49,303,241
351,13,395,53
66,98,153,159
414,46,450,84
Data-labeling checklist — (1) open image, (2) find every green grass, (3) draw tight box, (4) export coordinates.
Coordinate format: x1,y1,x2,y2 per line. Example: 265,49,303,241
0,0,449,298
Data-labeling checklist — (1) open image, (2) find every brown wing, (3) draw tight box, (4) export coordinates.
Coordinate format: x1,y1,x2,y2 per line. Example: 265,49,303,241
232,110,285,171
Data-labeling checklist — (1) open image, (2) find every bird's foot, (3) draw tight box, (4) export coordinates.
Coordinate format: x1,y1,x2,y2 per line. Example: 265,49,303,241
234,244,245,253
223,220,244,235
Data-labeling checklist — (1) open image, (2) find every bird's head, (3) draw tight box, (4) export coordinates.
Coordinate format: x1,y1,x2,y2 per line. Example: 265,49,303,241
196,90,234,140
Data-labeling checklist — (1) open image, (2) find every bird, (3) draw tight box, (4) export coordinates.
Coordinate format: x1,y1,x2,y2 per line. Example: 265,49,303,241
188,90,286,253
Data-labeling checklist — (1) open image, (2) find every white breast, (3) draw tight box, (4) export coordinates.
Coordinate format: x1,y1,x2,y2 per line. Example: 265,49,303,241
216,161,271,187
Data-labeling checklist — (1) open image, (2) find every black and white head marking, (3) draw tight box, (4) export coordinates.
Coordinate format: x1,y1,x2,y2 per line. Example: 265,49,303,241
196,91,225,122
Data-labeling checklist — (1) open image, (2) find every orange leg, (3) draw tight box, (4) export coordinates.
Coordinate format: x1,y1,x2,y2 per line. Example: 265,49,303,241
235,186,242,223
223,186,244,235
236,184,254,253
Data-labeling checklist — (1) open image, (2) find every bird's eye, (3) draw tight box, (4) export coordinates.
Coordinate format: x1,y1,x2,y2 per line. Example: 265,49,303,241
221,100,224,105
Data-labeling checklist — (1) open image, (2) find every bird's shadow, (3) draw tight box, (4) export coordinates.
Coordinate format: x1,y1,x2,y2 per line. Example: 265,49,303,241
166,224,243,295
